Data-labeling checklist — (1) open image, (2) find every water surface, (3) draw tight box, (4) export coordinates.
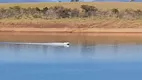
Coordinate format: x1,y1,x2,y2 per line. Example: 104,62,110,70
0,43,142,80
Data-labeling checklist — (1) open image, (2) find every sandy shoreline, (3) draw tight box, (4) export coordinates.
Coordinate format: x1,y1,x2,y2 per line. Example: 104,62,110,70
0,19,142,44
1,28,142,33
1,28,142,44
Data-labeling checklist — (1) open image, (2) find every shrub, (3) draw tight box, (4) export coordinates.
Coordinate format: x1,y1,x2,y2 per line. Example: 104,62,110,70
44,9,57,19
0,8,7,19
50,6,71,18
81,5,98,17
70,8,80,17
135,9,142,15
122,9,137,19
81,5,97,12
42,7,48,13
0,5,141,20
111,8,119,14
35,7,41,12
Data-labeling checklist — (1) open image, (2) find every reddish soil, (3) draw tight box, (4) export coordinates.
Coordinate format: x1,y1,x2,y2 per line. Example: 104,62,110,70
0,21,142,44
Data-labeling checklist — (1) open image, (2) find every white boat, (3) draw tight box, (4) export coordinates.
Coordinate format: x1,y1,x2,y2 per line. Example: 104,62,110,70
0,42,70,47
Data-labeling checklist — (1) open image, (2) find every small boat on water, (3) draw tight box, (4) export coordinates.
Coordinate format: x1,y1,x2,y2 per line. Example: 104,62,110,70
41,42,70,47
0,42,70,47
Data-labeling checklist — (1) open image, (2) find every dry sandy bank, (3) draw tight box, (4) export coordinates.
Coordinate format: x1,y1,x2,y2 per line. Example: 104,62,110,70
1,28,142,44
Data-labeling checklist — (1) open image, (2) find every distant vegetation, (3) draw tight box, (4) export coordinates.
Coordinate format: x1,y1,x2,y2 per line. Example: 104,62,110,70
70,0,79,2
0,5,142,20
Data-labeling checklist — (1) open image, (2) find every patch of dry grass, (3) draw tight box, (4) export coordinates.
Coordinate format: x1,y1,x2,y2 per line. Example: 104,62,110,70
0,2,142,10
0,18,142,28
0,17,116,25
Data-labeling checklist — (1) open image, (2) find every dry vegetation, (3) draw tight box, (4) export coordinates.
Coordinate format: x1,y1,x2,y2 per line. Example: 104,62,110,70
0,2,142,28
0,4,142,19
0,18,142,28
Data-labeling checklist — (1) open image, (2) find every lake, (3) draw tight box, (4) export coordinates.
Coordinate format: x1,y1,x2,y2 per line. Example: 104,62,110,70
0,42,142,80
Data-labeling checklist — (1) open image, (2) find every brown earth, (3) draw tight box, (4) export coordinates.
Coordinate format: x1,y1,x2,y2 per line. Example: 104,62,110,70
0,19,142,28
1,27,142,45
1,20,142,44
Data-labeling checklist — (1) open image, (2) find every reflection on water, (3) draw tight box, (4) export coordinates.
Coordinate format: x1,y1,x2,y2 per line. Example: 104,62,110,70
0,44,142,62
0,43,142,62
0,43,142,80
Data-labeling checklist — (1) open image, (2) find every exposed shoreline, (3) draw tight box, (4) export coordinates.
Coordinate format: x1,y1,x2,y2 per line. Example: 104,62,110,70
2,27,142,33
1,27,142,44
0,18,142,44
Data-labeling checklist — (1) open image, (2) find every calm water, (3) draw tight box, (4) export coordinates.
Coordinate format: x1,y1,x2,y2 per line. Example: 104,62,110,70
0,43,142,80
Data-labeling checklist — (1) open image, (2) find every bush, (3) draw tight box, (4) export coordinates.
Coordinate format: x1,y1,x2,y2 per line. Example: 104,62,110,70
35,7,41,12
135,9,142,15
0,8,7,19
50,6,71,18
111,8,119,14
81,5,98,17
122,9,137,19
0,5,141,20
81,5,97,12
42,7,48,13
70,8,80,17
